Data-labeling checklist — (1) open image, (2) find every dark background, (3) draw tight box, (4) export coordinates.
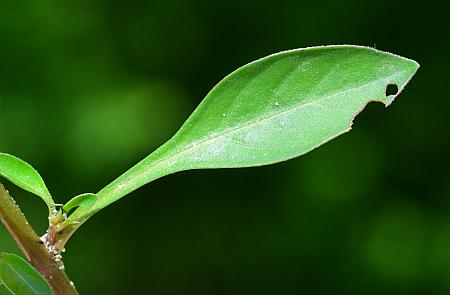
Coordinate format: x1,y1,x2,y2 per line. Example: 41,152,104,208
0,1,449,294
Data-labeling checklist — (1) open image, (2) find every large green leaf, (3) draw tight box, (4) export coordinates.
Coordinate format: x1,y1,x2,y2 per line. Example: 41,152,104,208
67,45,419,222
0,253,52,295
0,153,54,210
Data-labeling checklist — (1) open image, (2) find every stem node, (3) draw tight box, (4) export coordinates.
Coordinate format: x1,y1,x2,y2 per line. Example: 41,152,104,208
0,183,78,295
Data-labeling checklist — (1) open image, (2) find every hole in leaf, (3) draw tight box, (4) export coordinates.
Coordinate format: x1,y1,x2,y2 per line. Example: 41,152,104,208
385,84,399,96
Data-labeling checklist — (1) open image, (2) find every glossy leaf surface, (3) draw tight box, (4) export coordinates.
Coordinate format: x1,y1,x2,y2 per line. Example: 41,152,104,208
68,45,419,222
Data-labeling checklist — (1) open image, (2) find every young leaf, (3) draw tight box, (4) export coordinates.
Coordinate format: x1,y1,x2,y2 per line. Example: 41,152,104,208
0,253,52,295
0,153,54,210
68,45,419,223
63,193,96,213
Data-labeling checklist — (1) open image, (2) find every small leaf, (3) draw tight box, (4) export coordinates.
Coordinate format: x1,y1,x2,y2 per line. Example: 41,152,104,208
69,45,419,223
0,153,54,209
63,193,96,213
0,253,52,295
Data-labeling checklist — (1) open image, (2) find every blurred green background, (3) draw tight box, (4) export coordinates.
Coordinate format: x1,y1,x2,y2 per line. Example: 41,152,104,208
0,1,448,294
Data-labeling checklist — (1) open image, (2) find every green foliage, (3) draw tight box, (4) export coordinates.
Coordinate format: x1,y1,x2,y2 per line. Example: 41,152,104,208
63,193,96,213
0,153,54,212
65,45,419,224
0,44,419,241
0,253,52,295
0,43,420,294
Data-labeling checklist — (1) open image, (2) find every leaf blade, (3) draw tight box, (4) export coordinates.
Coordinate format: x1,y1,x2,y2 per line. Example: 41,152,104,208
0,253,52,295
70,45,419,222
63,193,96,214
0,153,54,209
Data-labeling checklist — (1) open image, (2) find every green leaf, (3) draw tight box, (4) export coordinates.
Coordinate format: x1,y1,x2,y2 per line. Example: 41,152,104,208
63,193,96,213
0,153,54,209
69,45,419,223
0,253,52,295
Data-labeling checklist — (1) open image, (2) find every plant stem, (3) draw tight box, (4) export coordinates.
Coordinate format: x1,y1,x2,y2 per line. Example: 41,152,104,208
0,183,78,295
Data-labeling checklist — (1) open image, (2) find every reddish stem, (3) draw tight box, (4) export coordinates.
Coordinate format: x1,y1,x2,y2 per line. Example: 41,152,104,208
0,183,78,295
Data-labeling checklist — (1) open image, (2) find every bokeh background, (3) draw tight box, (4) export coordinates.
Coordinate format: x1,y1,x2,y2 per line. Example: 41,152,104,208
0,1,448,294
